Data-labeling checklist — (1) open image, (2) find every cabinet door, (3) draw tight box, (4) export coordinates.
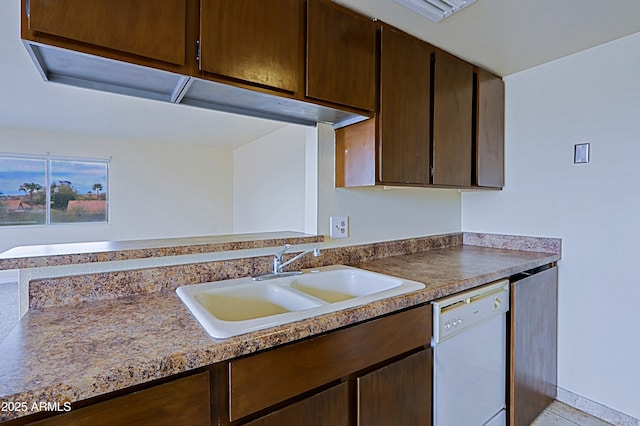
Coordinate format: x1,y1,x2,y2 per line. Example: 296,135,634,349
476,69,505,188
336,118,376,187
229,305,430,421
243,382,349,426
379,26,432,185
433,50,473,187
27,0,188,65
510,267,558,426
357,349,432,426
200,0,301,93
306,0,376,111
32,372,210,426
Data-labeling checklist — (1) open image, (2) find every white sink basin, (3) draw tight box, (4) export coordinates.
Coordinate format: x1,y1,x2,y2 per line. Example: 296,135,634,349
193,282,322,321
176,265,425,338
290,268,404,303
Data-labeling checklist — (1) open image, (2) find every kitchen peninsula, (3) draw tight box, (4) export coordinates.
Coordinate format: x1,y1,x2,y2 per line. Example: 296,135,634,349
0,232,560,424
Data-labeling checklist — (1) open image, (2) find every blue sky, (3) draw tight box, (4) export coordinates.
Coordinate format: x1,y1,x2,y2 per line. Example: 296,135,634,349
0,158,46,196
0,157,107,196
51,160,108,194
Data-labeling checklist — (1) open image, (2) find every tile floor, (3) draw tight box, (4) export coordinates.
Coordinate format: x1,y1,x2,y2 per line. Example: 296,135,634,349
532,401,612,425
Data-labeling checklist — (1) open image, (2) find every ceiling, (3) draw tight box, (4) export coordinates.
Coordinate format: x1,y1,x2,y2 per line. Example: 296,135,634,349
337,0,640,77
1,0,639,147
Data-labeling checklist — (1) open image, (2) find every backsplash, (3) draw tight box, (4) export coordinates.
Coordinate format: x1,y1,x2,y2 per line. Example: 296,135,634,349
27,232,561,308
463,232,561,254
29,233,463,308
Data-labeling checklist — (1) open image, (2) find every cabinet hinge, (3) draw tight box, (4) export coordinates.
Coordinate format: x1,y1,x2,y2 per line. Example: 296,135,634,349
430,166,435,177
195,39,200,62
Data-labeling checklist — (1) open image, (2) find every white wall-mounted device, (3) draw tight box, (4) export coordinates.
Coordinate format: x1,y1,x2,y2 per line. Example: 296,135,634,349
574,143,590,164
394,0,477,23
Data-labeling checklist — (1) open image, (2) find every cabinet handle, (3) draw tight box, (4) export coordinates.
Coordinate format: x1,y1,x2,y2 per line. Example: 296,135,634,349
25,0,30,18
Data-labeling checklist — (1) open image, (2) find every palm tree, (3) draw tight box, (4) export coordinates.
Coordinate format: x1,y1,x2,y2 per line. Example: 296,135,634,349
19,182,43,207
92,183,103,199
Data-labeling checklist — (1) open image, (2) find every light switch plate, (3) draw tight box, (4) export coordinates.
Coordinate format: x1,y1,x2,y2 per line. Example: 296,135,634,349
574,143,590,164
330,216,349,239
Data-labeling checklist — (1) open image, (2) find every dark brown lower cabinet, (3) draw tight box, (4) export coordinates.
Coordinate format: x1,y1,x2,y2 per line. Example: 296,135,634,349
12,306,431,426
30,372,210,426
11,270,561,426
244,348,433,426
510,266,558,426
358,349,432,426
244,383,349,426
226,305,432,425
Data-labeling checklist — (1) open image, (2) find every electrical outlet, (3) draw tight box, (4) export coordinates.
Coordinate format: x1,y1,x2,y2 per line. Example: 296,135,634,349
330,216,349,239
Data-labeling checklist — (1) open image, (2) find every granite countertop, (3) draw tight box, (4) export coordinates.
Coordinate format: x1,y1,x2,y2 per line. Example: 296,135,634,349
0,245,559,422
0,231,324,270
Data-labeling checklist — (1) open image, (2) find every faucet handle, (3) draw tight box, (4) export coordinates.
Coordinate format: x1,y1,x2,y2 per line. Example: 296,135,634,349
275,244,292,260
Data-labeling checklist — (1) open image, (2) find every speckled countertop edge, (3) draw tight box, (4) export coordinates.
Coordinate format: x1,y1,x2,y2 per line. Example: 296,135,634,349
0,232,324,270
0,245,560,422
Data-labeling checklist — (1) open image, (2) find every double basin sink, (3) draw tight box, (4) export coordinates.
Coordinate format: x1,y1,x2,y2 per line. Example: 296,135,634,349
177,265,425,338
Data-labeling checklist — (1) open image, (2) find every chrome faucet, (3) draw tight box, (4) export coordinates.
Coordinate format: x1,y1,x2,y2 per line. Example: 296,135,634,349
253,244,321,281
273,244,321,274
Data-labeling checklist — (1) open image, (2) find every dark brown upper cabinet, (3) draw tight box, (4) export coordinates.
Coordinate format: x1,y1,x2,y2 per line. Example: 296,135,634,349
199,0,302,94
24,0,195,72
476,69,505,188
378,26,433,185
336,36,503,190
20,0,368,126
432,49,474,187
306,0,377,112
336,118,377,188
335,26,433,188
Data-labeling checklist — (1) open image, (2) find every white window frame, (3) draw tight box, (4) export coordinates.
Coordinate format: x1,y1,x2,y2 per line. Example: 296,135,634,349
0,153,110,227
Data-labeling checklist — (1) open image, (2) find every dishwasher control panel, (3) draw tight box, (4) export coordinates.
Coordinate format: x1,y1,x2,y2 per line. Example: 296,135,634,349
432,279,509,343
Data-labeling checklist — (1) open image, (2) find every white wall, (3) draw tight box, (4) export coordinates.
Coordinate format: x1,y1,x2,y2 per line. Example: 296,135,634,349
462,33,640,419
233,124,315,234
0,127,234,252
317,123,461,246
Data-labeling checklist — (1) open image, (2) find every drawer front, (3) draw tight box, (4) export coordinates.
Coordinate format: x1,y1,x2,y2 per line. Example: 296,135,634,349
229,305,431,421
33,372,210,426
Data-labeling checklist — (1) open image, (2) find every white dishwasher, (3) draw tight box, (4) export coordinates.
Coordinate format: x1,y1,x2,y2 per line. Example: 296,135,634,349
432,279,509,426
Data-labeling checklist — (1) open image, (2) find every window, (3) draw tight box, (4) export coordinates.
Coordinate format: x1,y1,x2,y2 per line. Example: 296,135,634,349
0,155,109,226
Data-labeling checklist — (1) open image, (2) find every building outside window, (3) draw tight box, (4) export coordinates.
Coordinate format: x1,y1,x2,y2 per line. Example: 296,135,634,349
0,155,109,226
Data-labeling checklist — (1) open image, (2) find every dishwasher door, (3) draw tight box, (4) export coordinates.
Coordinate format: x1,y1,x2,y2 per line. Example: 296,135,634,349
432,280,509,426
